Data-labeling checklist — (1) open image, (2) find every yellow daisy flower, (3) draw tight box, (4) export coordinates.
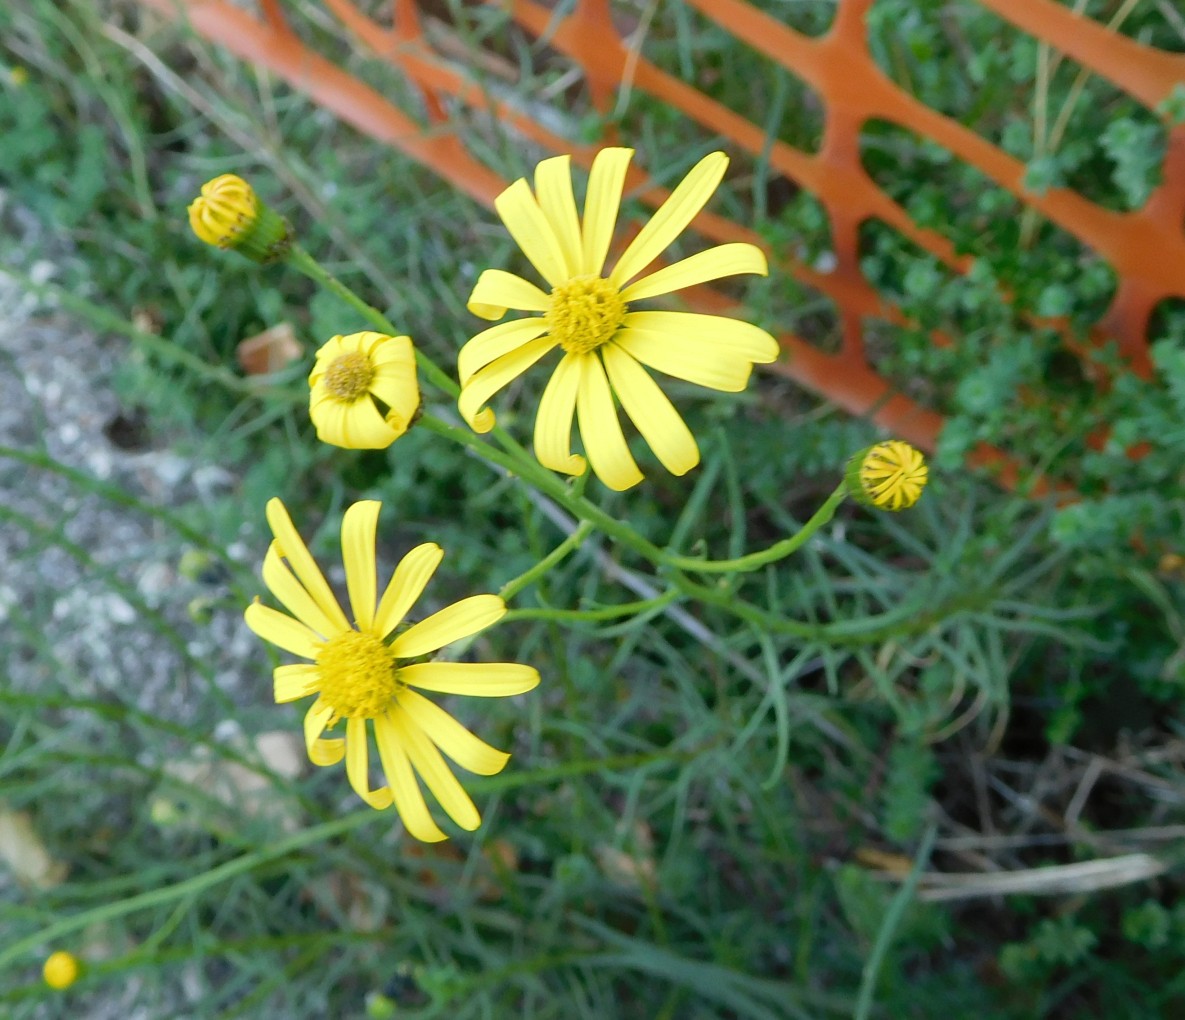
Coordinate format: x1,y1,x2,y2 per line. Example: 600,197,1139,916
459,147,780,491
244,498,540,841
309,332,420,450
845,441,928,511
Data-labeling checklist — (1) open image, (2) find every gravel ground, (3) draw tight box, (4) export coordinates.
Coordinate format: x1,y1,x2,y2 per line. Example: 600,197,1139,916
0,199,277,1018
0,212,256,719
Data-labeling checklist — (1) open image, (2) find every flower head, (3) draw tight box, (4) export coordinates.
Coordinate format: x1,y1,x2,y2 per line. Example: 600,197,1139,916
43,951,80,990
309,332,420,449
188,174,291,263
845,441,928,511
459,148,779,490
244,498,539,841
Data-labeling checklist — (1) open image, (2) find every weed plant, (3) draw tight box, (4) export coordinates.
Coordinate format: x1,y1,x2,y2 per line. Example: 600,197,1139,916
2,1,1185,1018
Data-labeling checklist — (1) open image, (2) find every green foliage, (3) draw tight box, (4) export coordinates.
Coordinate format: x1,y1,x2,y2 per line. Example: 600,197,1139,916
3,0,1185,1017
1122,901,1172,950
855,1,1185,734
833,864,947,951
1157,83,1185,125
1099,117,1163,208
880,740,937,842
1000,916,1098,978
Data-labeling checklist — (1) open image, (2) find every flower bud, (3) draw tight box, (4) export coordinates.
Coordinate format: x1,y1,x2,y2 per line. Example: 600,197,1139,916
43,951,81,990
845,441,928,511
187,174,291,263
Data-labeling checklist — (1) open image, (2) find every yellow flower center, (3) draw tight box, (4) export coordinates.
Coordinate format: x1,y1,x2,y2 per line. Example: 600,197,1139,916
546,275,627,354
315,630,401,723
324,352,375,402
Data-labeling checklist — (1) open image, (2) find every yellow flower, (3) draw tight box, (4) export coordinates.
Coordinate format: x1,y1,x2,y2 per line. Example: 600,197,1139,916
244,498,539,841
43,951,80,990
459,148,779,491
845,441,928,511
309,332,420,449
187,174,290,263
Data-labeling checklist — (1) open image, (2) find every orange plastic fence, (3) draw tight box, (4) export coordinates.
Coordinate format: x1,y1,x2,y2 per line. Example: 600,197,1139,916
141,0,1185,489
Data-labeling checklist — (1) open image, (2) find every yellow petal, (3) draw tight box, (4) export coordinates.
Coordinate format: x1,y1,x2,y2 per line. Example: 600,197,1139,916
467,269,551,321
346,717,394,809
609,151,728,286
341,500,380,631
367,336,419,425
304,698,345,766
374,713,447,842
244,601,323,660
494,177,569,288
458,317,550,387
262,542,340,638
308,383,335,413
458,336,557,434
397,689,510,776
368,367,420,430
308,334,347,379
533,352,586,476
602,344,700,477
311,396,402,450
576,353,643,491
338,332,373,354
619,242,767,302
535,154,583,278
391,594,506,659
265,498,349,632
374,542,444,640
274,663,321,704
369,334,415,367
614,326,753,392
582,147,633,276
623,310,780,363
400,661,541,697
390,705,481,831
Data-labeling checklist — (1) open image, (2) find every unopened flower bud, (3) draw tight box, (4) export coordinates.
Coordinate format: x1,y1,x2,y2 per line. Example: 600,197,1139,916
845,441,928,511
188,174,291,264
43,951,81,990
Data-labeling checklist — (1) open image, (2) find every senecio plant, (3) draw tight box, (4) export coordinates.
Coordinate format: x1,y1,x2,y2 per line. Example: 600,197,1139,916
187,153,928,843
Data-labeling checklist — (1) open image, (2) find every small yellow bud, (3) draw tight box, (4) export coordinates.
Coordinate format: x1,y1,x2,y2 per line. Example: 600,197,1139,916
845,441,928,511
43,950,81,990
187,174,291,263
9,66,29,87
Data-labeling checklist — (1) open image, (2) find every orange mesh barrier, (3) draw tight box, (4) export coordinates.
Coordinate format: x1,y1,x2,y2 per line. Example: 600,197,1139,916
141,0,1185,489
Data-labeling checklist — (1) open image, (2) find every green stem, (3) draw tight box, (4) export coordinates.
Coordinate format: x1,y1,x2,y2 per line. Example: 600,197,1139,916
417,414,671,564
423,416,918,643
662,483,848,573
285,245,460,400
503,589,681,624
500,520,595,601
853,824,937,1020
